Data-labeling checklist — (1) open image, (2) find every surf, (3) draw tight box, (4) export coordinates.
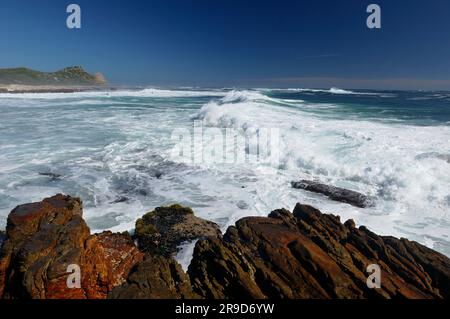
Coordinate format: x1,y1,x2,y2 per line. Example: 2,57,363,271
0,87,449,257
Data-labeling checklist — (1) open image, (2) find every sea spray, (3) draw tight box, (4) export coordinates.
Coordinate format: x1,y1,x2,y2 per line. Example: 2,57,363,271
0,87,449,257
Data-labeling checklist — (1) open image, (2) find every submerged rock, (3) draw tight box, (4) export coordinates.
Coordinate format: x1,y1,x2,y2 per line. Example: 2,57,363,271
0,194,143,299
134,204,221,256
415,152,450,164
111,196,129,204
291,180,375,208
436,154,450,163
188,204,450,299
38,172,62,180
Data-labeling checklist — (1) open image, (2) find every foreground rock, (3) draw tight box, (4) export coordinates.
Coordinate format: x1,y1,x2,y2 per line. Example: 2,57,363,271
292,180,375,208
108,255,198,299
134,204,221,256
1,195,449,299
108,204,216,299
0,195,143,299
0,230,5,248
108,204,218,299
188,204,449,299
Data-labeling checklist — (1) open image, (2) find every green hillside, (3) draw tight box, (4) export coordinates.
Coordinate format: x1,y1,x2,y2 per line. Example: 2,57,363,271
0,66,107,86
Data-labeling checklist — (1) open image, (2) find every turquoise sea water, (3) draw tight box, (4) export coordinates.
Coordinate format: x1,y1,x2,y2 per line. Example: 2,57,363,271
0,87,449,257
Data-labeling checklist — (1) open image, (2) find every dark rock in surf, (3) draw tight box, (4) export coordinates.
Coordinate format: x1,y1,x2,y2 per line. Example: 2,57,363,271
436,154,450,163
38,172,62,180
0,230,5,248
152,170,163,179
415,152,450,164
291,180,375,208
134,204,221,257
111,196,129,204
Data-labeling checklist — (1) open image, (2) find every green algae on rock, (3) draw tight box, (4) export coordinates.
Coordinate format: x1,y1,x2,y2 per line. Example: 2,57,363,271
134,204,221,256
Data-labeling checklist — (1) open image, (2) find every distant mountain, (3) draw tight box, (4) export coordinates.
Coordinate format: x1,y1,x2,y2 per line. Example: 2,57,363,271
0,66,107,86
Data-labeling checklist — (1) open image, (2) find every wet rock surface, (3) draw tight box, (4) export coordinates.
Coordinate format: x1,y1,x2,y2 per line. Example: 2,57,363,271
188,204,450,299
134,204,221,256
292,180,375,208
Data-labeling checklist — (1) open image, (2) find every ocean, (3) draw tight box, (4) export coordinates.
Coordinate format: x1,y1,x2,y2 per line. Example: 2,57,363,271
0,87,449,259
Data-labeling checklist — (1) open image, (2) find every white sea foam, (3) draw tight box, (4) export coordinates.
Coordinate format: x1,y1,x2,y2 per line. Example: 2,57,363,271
329,87,356,94
192,90,450,253
261,87,393,96
0,88,449,257
175,240,198,271
0,88,227,100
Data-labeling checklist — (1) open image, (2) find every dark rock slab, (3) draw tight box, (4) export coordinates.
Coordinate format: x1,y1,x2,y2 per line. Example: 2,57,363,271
38,172,62,180
291,180,375,208
188,204,450,299
134,204,221,256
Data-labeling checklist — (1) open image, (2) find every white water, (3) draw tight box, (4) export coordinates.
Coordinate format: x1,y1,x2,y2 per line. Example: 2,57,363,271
0,88,449,257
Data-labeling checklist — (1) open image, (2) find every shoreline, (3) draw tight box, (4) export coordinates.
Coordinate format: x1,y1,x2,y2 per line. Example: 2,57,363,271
0,84,119,94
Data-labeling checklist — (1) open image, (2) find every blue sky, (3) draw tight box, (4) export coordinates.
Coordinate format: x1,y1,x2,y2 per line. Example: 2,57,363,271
1,0,450,89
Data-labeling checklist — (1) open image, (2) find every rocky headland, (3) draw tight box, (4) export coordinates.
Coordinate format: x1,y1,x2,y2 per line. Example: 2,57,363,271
0,194,448,299
0,66,108,93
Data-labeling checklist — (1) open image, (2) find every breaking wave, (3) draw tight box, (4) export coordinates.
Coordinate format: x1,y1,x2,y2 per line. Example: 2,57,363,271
193,90,450,254
0,87,449,256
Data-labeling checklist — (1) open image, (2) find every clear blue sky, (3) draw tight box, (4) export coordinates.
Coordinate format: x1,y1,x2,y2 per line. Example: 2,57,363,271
1,0,450,89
